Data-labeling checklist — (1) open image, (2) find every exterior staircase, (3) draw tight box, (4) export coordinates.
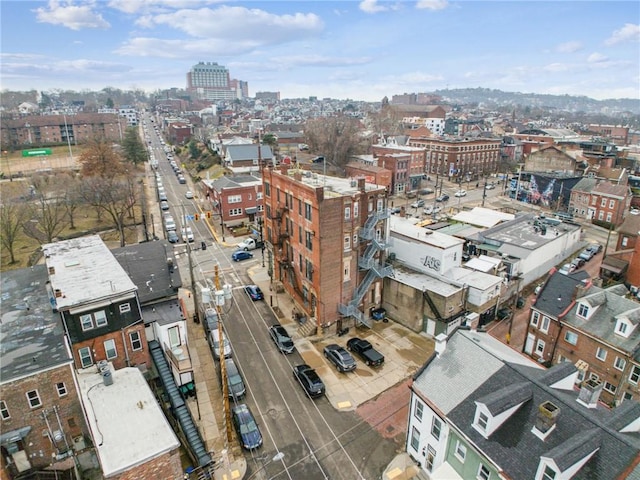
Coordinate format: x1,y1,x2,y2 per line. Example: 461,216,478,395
297,318,318,337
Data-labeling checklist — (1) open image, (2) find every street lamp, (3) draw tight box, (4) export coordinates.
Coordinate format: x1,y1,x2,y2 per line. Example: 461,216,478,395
247,452,285,480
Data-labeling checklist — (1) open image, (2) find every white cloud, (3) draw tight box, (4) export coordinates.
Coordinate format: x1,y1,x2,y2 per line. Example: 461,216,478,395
416,0,449,11
359,0,388,14
556,41,583,53
604,23,640,46
543,63,571,72
587,52,608,63
34,0,110,30
268,54,373,69
108,0,221,15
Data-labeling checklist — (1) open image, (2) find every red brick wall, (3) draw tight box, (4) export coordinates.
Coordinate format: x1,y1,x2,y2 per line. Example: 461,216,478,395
0,366,89,473
111,448,182,480
73,324,149,371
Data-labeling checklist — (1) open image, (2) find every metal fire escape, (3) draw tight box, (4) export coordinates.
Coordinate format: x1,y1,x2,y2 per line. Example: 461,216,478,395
339,209,393,327
273,205,306,299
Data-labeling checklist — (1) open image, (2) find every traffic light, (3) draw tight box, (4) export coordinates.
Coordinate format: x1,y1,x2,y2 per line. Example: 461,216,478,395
194,213,200,221
206,211,212,219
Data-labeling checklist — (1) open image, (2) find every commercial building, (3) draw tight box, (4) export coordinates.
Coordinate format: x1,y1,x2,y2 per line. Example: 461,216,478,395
186,61,246,101
468,213,582,287
201,173,264,228
407,328,640,480
262,166,392,331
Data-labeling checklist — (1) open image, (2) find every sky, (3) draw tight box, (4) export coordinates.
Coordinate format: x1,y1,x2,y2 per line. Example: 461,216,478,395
1,0,639,102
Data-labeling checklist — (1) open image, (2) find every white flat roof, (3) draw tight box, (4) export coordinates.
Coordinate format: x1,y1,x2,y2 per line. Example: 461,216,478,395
451,207,515,228
392,263,463,297
390,216,463,249
43,235,137,310
77,366,179,477
444,266,503,290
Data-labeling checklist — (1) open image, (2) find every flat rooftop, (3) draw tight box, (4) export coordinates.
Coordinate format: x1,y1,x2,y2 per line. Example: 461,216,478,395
390,216,464,249
392,263,463,297
451,207,515,228
77,366,179,477
43,235,137,310
0,266,70,383
481,213,580,251
275,167,385,196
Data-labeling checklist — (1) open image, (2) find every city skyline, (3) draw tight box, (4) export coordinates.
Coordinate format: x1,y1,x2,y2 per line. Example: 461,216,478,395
1,1,639,102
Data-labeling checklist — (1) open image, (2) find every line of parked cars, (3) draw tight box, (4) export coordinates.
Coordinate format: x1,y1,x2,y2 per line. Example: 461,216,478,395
559,243,602,275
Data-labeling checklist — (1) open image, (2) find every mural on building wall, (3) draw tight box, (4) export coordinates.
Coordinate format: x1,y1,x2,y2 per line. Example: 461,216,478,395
509,174,581,208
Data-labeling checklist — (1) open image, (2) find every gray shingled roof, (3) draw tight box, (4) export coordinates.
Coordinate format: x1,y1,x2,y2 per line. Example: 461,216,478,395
539,362,578,387
413,330,640,479
478,382,532,416
534,272,586,318
0,266,71,382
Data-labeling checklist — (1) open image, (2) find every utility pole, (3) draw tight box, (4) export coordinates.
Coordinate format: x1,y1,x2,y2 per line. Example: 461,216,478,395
182,204,199,323
482,181,488,207
214,265,233,444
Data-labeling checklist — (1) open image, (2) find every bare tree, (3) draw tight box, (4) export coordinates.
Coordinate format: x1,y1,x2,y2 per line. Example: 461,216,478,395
80,136,126,178
60,172,84,229
0,202,27,264
24,174,69,243
303,115,368,168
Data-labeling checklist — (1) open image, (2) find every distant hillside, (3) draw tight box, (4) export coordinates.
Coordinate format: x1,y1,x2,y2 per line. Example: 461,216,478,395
432,87,640,115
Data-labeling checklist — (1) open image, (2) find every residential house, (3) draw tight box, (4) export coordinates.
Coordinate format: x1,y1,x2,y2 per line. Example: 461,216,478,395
118,106,138,126
166,121,192,145
590,182,631,226
262,166,391,331
616,214,640,251
569,177,599,219
201,173,263,227
0,267,90,479
407,328,640,480
43,235,150,372
528,272,640,405
223,144,274,173
345,161,393,191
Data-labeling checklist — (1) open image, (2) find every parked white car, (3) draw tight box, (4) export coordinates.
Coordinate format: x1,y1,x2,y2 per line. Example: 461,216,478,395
181,226,194,243
454,189,467,197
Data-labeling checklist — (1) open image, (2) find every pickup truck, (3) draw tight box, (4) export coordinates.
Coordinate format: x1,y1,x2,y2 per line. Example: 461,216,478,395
237,237,265,251
346,337,385,367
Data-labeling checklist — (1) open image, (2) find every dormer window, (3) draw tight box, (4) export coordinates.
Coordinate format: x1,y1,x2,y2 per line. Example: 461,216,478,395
615,318,634,338
577,303,589,318
542,465,557,480
475,411,489,431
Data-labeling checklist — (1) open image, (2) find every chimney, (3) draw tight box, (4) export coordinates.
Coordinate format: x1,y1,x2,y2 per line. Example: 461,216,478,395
532,401,560,440
399,206,406,218
574,280,590,299
577,378,603,409
294,171,302,182
435,333,447,355
358,177,366,191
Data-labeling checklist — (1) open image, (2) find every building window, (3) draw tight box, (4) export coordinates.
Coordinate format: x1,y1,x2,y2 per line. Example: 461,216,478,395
264,182,270,197
630,366,640,384
353,233,358,246
540,316,550,333
410,426,420,451
414,401,424,421
305,231,313,250
596,347,607,361
431,417,442,440
80,314,94,331
604,382,617,394
304,203,312,221
577,304,589,318
344,235,351,251
0,401,10,420
119,303,131,314
26,390,42,409
229,208,243,216
353,202,359,218
606,212,612,222
601,198,607,207
477,464,491,480
104,339,117,359
614,357,626,371
344,206,351,220
343,261,350,282
168,326,180,348
130,331,142,351
622,236,629,247
426,445,436,472
79,347,93,368
94,310,108,328
477,412,488,430
305,259,314,281
564,330,578,345
598,211,604,221
228,195,242,204
535,339,545,356
542,465,557,480
531,311,540,327
56,382,67,397
609,200,615,209
454,440,467,462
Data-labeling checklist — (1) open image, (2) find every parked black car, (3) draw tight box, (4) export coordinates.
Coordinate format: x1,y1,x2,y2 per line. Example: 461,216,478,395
269,324,295,354
436,194,450,202
293,364,325,398
223,358,246,399
497,307,512,321
346,337,385,367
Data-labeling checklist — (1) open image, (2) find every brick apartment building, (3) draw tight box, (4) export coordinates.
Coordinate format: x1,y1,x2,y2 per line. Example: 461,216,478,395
371,139,425,193
406,132,501,179
262,166,392,331
570,179,630,225
1,267,90,479
525,271,640,406
43,236,150,372
1,113,127,151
